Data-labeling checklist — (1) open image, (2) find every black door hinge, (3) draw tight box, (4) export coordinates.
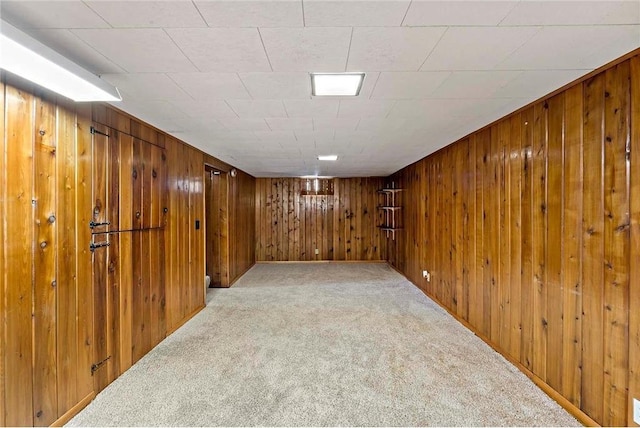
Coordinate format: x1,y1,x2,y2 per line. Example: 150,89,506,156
90,241,110,252
91,355,111,374
90,126,109,137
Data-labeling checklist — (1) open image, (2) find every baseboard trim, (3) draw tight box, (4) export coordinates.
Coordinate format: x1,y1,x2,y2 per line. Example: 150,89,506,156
50,392,95,427
256,260,387,264
394,265,598,427
166,304,205,336
229,262,256,287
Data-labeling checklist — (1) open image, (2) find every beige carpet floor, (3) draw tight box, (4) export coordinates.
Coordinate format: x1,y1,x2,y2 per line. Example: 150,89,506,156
68,263,579,427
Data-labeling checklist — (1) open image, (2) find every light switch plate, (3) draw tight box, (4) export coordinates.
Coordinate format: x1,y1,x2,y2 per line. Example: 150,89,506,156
634,398,640,425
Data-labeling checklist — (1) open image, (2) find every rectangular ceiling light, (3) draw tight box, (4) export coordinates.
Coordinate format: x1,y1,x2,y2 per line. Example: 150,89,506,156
0,20,121,102
318,155,338,161
311,73,365,96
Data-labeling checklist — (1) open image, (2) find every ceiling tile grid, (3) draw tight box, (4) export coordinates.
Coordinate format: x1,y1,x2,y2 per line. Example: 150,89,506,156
1,0,639,177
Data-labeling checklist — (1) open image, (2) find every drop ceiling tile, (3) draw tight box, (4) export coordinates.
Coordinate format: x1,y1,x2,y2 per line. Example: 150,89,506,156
193,0,303,27
348,27,445,71
219,118,270,132
85,1,207,28
430,71,521,99
177,116,228,132
26,29,124,74
254,131,298,143
208,131,258,142
403,1,518,26
101,73,191,100
371,72,451,99
333,131,375,144
494,70,588,99
166,28,271,72
72,29,196,73
168,73,251,100
337,100,396,117
357,117,412,132
227,100,287,118
313,118,360,132
501,1,640,25
170,99,238,119
1,0,110,28
295,130,336,146
388,98,519,121
498,25,640,70
266,118,314,131
283,100,339,118
421,27,540,71
240,73,311,99
303,1,411,26
260,28,352,72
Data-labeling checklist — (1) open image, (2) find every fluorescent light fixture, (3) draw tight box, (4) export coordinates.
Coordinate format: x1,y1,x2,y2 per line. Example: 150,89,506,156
311,73,365,96
0,20,121,102
317,155,338,161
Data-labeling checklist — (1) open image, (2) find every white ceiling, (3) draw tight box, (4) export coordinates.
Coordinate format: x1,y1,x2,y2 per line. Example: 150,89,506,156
2,0,639,177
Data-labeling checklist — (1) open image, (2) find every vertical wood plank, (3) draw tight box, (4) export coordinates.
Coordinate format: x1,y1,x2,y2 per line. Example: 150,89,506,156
33,95,57,426
119,134,133,229
562,84,584,408
107,233,120,383
472,133,485,331
532,101,548,382
132,231,144,362
454,144,464,317
75,104,94,400
142,142,152,230
462,138,475,323
119,231,133,373
4,86,35,426
602,62,630,427
546,93,565,392
108,130,120,232
520,107,535,371
509,114,523,359
165,138,179,330
132,138,143,230
628,55,640,427
582,73,606,424
498,120,511,352
149,229,160,347
0,78,6,428
150,145,162,228
479,128,492,336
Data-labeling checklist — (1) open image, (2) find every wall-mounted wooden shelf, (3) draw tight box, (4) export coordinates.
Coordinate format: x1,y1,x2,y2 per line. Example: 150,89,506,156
377,184,403,240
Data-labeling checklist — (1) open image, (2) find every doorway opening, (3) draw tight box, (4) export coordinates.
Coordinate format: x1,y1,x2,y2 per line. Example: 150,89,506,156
204,164,229,288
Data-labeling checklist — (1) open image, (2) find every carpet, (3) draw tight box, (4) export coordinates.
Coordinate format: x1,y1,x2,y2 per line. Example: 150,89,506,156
67,263,579,427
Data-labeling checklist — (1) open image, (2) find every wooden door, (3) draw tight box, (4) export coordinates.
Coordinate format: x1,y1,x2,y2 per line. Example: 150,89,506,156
91,125,119,393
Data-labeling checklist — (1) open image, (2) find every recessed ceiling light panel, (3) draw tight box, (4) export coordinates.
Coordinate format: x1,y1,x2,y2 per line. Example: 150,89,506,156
317,155,338,161
311,73,365,97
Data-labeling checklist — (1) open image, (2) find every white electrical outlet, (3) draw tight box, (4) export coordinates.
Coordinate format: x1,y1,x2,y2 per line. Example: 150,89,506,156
315,248,319,255
422,270,431,282
634,398,640,425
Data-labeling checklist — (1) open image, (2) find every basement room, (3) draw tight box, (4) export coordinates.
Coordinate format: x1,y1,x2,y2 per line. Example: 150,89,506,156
0,0,639,426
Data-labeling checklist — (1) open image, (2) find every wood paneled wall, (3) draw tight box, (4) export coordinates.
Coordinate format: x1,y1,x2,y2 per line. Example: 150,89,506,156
0,78,94,426
388,53,640,426
1,75,256,426
165,135,206,331
229,169,256,281
256,177,386,261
